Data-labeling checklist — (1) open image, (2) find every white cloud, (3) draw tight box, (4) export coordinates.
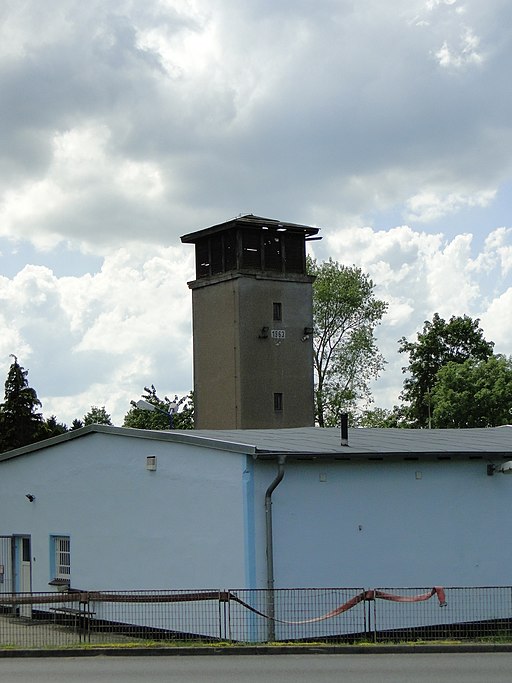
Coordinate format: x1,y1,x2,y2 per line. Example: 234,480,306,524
435,27,484,68
318,222,512,410
0,247,194,425
480,288,512,352
0,0,510,253
405,189,496,223
0,0,511,422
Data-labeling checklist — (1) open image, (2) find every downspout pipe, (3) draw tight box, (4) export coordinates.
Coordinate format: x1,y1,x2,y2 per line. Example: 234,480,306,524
264,455,285,640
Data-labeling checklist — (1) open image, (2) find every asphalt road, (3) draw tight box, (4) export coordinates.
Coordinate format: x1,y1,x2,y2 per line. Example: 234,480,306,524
1,654,512,683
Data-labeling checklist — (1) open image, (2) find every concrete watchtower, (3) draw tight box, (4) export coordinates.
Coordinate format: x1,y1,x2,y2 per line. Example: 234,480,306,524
181,214,319,429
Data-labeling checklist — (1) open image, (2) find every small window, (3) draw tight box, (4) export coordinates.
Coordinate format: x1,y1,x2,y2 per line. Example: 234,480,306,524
273,302,282,321
223,229,237,271
241,230,262,269
274,393,283,411
195,240,210,278
209,234,223,275
264,233,283,271
284,233,305,273
22,538,31,563
51,536,70,580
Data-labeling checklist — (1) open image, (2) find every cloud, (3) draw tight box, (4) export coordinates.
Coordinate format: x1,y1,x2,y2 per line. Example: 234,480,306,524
435,27,484,69
0,0,511,255
480,288,512,351
0,247,194,425
1,220,510,424
0,1,511,422
318,221,512,409
405,188,496,223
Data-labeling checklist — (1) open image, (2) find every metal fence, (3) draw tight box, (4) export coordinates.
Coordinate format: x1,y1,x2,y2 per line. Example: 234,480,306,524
1,586,511,648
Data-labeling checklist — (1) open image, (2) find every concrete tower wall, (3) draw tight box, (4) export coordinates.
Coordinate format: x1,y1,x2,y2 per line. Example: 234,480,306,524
182,215,319,429
190,273,315,429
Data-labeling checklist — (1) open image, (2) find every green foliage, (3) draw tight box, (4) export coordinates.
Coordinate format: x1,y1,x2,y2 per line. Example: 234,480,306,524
70,418,84,430
398,313,494,428
308,257,387,427
431,355,512,428
123,385,194,430
41,415,68,439
356,405,412,428
83,406,113,426
0,355,44,452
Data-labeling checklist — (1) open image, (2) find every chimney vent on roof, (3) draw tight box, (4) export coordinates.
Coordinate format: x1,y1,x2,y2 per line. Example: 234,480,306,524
340,413,349,446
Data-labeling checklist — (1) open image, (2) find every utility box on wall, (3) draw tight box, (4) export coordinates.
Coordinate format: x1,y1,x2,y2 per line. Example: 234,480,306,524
181,215,319,429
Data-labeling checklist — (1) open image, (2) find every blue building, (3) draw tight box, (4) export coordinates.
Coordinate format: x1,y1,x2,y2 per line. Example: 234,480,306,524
0,424,511,596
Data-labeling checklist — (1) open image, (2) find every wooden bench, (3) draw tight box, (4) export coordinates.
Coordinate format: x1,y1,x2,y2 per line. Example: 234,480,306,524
49,605,95,632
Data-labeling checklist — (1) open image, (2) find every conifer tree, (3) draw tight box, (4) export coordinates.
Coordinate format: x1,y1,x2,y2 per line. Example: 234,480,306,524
0,355,44,452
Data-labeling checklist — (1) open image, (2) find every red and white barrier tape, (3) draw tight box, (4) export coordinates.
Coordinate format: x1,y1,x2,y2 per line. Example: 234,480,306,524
232,586,447,624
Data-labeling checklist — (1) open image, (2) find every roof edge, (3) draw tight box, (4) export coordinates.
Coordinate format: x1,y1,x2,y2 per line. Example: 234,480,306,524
0,425,257,463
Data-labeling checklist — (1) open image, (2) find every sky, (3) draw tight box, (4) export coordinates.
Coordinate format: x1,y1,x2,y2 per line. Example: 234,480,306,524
0,0,511,426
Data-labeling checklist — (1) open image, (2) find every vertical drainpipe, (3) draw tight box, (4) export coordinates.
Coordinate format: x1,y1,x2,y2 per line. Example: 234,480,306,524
264,455,285,641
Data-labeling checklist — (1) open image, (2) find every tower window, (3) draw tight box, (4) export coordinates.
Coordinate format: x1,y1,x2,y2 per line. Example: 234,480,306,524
210,233,223,275
284,233,305,273
274,393,283,411
195,240,210,278
241,230,262,269
273,302,282,321
264,233,283,271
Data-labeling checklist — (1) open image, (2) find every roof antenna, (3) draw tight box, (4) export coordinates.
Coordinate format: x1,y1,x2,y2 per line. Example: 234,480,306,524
340,413,349,447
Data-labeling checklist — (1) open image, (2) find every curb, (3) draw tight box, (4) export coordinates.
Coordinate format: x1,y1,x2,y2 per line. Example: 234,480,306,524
2,644,512,657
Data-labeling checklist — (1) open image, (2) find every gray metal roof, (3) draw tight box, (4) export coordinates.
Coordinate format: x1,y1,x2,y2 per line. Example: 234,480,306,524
0,424,511,463
183,425,512,458
180,214,320,243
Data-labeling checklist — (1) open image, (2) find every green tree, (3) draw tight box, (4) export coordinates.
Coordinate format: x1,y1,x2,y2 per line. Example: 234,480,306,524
123,385,194,430
309,258,387,427
398,313,494,428
431,355,512,428
70,418,84,430
83,406,113,426
357,405,412,428
41,415,68,439
0,355,44,452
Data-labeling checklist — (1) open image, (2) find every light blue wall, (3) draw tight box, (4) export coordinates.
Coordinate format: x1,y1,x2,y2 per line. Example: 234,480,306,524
0,433,248,592
252,458,512,589
3,435,512,594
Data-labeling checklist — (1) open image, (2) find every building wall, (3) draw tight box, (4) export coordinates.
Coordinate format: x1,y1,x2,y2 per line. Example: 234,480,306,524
191,278,239,429
3,434,510,595
191,273,314,429
237,277,314,429
0,433,248,592
251,458,512,589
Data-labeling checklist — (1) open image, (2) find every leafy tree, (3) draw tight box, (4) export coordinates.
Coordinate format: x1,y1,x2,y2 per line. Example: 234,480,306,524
431,355,512,428
123,385,194,430
308,258,387,427
357,405,412,428
83,405,113,426
0,355,44,452
398,313,494,428
70,418,84,430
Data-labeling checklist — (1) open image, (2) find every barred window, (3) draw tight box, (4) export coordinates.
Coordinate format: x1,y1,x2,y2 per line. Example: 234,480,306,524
274,392,283,412
53,536,70,579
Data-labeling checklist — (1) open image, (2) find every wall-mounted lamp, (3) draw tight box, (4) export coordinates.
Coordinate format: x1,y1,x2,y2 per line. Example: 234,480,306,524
259,326,269,339
487,461,512,476
302,326,314,342
25,494,35,502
